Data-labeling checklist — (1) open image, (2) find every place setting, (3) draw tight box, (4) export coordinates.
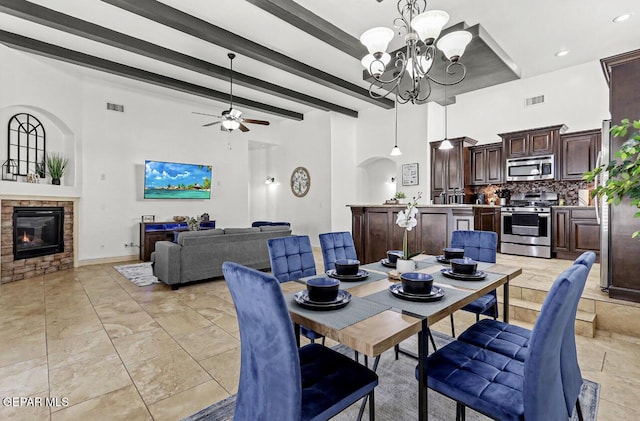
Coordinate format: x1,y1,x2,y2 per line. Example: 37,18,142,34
440,257,488,281
293,277,352,311
389,272,445,302
326,259,370,281
434,247,466,265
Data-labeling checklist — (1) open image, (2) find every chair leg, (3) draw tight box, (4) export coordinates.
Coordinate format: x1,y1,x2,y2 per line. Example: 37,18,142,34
475,313,480,322
357,356,380,421
369,390,375,421
456,402,466,421
394,344,399,360
354,351,359,363
450,314,456,337
428,329,438,352
321,336,325,346
575,398,584,421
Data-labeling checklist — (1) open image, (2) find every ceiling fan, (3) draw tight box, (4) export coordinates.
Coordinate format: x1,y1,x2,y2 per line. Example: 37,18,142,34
194,53,270,132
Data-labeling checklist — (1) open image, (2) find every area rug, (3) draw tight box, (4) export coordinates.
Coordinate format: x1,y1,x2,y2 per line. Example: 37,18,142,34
113,262,160,286
183,332,599,421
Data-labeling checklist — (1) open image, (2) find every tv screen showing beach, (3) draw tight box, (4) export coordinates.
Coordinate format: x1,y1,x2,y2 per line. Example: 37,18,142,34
144,160,212,199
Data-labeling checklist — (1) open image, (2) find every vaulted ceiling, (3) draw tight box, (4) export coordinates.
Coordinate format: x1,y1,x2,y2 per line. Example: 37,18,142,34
0,0,638,125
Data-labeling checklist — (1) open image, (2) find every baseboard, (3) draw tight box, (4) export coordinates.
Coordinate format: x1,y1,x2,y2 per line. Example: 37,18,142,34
78,254,139,267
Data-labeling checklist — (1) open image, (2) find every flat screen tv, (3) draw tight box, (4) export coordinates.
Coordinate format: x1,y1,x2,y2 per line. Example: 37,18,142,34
144,160,212,199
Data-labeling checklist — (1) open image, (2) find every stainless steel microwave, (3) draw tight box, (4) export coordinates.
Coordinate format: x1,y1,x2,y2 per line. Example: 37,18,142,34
505,155,554,182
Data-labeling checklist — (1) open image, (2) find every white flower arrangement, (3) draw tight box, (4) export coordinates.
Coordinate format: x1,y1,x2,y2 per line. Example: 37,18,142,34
395,192,422,260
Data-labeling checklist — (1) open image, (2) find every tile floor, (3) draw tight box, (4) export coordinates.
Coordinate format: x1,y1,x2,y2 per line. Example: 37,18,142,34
0,253,639,420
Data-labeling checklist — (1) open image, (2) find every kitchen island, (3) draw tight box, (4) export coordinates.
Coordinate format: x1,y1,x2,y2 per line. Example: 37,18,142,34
350,204,501,264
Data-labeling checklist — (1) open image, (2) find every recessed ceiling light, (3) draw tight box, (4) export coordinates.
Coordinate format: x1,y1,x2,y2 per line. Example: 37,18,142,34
613,13,632,22
555,50,570,57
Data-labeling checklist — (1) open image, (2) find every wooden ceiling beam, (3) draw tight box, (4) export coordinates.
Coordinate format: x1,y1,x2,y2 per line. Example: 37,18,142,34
245,0,366,59
0,0,357,118
99,0,394,109
0,30,304,120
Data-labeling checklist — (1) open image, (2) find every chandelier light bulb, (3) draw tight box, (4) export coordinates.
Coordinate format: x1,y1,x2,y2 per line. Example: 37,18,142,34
361,53,391,76
436,31,472,61
410,10,450,45
359,27,394,55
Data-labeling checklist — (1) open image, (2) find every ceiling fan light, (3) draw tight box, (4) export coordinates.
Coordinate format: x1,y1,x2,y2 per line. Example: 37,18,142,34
411,10,449,45
360,27,394,55
222,119,240,130
436,30,472,61
361,53,391,76
229,109,242,119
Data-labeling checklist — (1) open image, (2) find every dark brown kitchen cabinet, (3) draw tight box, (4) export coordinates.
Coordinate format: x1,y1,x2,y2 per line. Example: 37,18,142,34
559,129,601,180
469,143,503,185
430,137,477,202
499,124,566,159
473,206,501,243
552,207,600,262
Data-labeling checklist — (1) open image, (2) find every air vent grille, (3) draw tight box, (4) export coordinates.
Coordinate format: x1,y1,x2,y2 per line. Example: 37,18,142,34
106,103,124,112
525,95,545,107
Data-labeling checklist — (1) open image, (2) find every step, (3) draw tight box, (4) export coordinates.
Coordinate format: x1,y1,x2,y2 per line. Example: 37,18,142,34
501,297,596,338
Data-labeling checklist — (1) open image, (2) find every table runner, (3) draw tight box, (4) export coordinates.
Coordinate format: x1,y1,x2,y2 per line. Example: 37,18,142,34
286,294,391,331
363,286,472,319
419,255,494,271
429,269,505,291
297,271,388,289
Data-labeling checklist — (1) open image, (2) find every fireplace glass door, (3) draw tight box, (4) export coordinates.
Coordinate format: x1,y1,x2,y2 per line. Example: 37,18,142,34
13,207,64,260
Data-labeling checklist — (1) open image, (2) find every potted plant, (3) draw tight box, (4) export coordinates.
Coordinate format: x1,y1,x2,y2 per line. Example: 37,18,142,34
395,191,407,204
46,153,69,185
585,118,640,239
395,192,423,273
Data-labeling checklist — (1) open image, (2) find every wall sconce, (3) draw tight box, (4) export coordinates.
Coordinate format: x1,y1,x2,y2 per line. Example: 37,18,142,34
265,176,275,185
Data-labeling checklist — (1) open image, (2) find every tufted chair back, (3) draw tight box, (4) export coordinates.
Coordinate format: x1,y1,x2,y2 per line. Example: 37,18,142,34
450,230,498,263
267,235,316,283
318,231,358,272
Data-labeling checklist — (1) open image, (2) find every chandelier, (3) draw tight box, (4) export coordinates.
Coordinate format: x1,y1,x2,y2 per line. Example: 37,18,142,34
360,0,472,104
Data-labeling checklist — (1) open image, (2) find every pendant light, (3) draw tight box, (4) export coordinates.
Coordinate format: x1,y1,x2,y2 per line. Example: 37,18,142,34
390,100,403,156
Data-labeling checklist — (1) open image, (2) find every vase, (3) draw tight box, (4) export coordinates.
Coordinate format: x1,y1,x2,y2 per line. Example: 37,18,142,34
396,259,415,274
52,178,61,185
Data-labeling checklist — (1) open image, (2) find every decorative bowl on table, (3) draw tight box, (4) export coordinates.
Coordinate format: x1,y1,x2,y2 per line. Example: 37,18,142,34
450,258,478,275
400,272,434,295
306,277,340,302
334,259,360,276
443,247,465,260
386,250,403,264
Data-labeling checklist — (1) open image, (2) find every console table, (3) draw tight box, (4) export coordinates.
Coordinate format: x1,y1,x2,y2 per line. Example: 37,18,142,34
139,221,216,261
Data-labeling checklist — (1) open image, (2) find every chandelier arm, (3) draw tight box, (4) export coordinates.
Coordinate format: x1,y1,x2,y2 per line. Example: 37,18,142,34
368,80,404,100
424,62,468,86
413,78,433,103
369,53,408,85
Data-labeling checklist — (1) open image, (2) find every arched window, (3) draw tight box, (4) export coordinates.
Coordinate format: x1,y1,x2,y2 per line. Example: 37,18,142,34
8,113,46,176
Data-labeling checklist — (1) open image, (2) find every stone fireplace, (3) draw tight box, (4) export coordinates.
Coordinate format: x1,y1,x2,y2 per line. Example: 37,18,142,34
1,199,74,284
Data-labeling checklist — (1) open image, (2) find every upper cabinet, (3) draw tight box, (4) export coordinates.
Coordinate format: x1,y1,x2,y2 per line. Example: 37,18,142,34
468,142,503,186
499,124,567,159
559,129,601,180
430,137,477,202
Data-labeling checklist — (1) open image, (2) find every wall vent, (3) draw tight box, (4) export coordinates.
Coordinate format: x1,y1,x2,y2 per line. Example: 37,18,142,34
106,103,125,112
525,95,545,107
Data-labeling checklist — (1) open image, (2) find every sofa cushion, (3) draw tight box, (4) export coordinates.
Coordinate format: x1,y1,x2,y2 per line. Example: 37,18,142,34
260,225,292,233
177,229,224,246
225,227,261,234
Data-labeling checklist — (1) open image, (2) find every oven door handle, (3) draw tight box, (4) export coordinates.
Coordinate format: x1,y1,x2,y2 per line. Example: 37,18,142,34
537,213,550,217
502,212,512,217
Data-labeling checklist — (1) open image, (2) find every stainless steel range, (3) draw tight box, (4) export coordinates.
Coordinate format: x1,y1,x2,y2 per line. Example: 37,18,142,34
500,191,558,258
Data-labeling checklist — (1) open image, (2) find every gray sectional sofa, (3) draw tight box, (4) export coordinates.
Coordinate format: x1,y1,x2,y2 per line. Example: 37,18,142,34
151,225,291,288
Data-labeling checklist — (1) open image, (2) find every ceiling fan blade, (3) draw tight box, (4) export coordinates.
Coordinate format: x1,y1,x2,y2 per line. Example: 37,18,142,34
203,121,222,127
239,123,250,132
242,118,270,126
192,111,221,117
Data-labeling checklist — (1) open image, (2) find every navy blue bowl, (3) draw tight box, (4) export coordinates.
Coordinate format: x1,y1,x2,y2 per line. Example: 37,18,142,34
450,258,478,275
387,250,403,264
307,277,340,302
443,248,465,260
400,272,434,295
335,259,360,276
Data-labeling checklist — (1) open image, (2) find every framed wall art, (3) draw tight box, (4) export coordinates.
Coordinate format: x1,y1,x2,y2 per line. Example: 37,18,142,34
141,215,155,223
402,163,419,186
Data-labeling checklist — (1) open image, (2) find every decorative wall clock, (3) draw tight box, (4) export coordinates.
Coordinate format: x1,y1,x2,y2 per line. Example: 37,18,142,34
290,166,310,197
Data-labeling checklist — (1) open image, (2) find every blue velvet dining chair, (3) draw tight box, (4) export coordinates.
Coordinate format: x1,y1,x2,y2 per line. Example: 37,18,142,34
418,262,590,421
267,235,325,344
448,230,499,337
318,231,358,272
453,251,596,419
222,262,378,421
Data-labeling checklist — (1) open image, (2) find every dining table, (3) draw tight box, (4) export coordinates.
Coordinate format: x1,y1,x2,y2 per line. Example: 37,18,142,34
281,254,523,421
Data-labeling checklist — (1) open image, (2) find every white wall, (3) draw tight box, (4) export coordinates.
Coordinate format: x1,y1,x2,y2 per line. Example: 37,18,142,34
329,112,357,232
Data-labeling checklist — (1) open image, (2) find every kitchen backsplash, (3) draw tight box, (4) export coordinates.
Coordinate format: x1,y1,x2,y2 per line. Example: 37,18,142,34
474,180,593,206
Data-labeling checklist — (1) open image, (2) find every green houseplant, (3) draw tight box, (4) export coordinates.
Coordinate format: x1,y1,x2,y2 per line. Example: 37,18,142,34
46,153,69,185
584,119,640,239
